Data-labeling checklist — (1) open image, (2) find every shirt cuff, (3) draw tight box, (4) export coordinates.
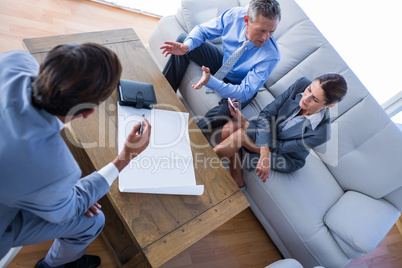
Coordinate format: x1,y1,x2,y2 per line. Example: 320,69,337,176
183,39,194,52
98,162,119,186
206,76,222,92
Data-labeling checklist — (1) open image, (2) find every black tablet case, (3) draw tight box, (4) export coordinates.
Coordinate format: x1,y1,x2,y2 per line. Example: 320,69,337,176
117,79,157,109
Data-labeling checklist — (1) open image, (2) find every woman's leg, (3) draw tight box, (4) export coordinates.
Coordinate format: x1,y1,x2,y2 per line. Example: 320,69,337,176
214,122,260,187
228,148,244,187
216,121,260,158
221,120,241,141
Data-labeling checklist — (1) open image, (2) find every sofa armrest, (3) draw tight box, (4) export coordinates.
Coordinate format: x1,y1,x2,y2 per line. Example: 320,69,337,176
178,0,240,32
324,191,400,255
265,259,303,268
148,15,187,69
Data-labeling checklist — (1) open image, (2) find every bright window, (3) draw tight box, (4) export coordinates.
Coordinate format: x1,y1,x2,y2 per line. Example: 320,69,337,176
392,111,402,125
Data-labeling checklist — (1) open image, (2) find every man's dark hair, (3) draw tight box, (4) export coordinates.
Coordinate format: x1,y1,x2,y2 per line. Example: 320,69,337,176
248,0,281,22
32,43,122,116
315,73,348,105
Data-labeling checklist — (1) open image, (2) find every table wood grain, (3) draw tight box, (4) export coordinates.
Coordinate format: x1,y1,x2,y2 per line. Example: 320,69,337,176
23,28,249,267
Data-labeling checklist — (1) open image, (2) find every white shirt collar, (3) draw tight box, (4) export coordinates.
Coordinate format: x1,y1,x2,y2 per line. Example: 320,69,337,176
306,108,326,130
56,117,66,131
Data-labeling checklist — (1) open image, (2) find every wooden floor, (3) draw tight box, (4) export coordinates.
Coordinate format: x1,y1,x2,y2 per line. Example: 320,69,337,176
8,208,283,268
2,0,402,267
0,0,160,53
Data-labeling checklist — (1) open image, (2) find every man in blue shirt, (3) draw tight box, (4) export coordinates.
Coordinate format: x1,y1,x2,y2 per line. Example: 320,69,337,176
0,44,151,268
161,0,281,130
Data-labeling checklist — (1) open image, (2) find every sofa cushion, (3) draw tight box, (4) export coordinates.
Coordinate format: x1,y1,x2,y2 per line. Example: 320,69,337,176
272,0,308,40
320,95,402,198
179,61,223,118
329,232,363,259
324,191,400,255
147,15,187,71
241,88,276,120
266,20,327,92
239,0,250,8
265,259,303,268
265,0,370,123
177,0,240,34
266,42,370,122
243,152,349,267
384,187,402,211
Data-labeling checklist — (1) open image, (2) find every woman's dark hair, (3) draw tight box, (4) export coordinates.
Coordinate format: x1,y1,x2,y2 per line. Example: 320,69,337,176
32,43,122,116
315,73,348,105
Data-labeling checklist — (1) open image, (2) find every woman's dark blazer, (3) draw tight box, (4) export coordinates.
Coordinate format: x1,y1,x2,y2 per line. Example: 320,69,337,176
246,77,331,173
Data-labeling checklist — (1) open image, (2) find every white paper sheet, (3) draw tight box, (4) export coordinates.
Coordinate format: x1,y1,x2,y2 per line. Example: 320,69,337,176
117,105,204,195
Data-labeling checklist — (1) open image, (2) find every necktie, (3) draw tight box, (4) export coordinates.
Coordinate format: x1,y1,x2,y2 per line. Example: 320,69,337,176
215,40,248,80
205,40,248,93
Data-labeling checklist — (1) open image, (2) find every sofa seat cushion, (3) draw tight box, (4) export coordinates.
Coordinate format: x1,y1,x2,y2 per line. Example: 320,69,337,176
241,87,276,120
179,61,223,118
243,152,349,267
324,191,400,256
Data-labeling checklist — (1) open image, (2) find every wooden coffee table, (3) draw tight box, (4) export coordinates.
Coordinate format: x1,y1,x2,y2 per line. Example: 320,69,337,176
23,28,249,267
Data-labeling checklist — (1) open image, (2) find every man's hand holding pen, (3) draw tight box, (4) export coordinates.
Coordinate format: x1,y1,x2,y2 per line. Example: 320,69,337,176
112,116,151,172
139,113,145,135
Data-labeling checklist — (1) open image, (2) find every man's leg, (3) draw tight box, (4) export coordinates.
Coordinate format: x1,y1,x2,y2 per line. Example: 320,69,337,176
12,210,105,267
162,33,223,92
197,91,258,130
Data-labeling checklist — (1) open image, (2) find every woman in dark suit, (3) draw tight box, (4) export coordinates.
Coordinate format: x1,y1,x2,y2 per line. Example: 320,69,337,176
214,74,347,188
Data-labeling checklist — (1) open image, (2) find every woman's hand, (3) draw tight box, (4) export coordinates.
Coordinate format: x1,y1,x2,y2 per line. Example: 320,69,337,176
192,66,210,89
256,146,270,182
160,41,189,57
228,98,248,129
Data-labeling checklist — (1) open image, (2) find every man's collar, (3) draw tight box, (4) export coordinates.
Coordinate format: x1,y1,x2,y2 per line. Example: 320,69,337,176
240,25,248,43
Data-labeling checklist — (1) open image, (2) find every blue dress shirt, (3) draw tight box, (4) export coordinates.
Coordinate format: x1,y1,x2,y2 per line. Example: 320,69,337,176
184,7,280,102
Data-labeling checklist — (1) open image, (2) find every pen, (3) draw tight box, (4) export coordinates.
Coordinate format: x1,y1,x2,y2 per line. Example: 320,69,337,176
139,114,145,135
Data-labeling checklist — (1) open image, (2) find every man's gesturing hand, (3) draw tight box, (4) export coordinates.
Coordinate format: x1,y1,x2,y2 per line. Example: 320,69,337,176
112,117,151,172
160,41,189,57
192,66,211,89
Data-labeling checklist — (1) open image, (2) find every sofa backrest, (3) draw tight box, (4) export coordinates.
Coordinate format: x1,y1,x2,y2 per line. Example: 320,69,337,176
266,0,402,204
176,0,241,34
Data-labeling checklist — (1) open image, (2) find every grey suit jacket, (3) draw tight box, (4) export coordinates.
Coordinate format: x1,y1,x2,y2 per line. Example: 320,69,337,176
251,77,331,173
0,51,110,258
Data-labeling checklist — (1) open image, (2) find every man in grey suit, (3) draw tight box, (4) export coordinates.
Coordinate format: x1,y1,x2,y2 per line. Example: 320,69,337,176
0,43,151,268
